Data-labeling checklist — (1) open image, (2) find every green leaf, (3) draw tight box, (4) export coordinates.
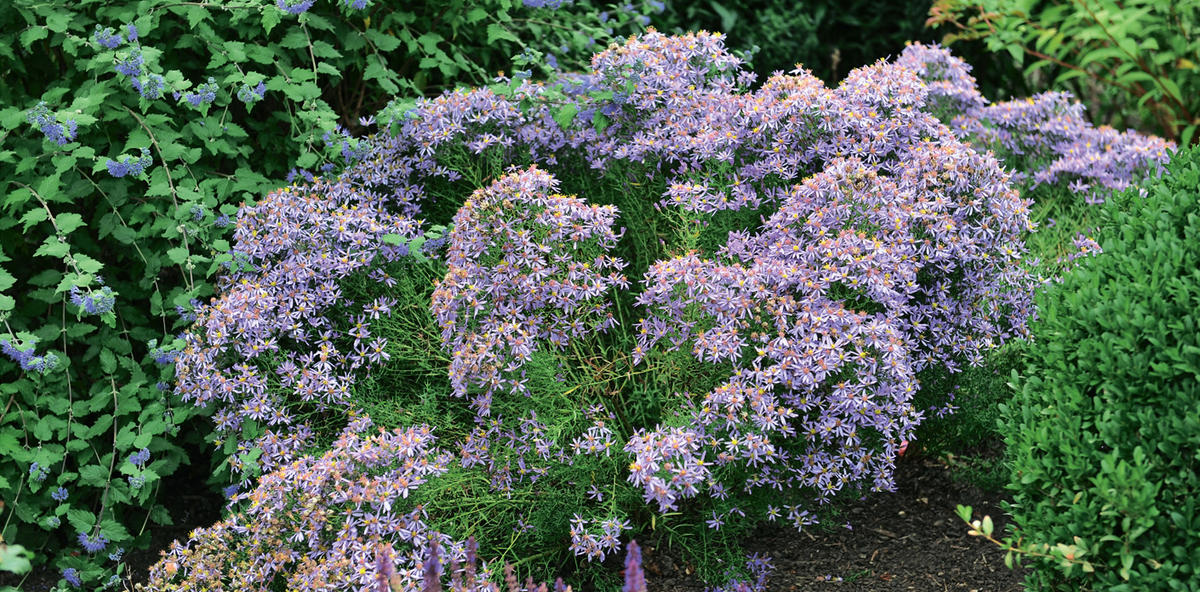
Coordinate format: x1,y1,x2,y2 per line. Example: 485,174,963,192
100,348,116,373
0,544,33,575
486,24,519,45
34,236,70,259
19,207,48,232
44,12,71,33
295,152,318,168
166,247,189,265
55,212,84,235
0,267,15,292
20,27,49,50
554,103,578,129
66,508,95,533
261,4,284,34
79,465,109,487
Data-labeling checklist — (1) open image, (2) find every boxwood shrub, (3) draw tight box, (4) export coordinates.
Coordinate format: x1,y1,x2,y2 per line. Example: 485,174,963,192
1002,145,1200,590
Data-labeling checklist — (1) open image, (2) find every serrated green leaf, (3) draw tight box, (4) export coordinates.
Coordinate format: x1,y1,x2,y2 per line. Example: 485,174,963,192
55,212,84,235
261,5,283,34
19,26,49,50
0,267,15,292
486,24,519,45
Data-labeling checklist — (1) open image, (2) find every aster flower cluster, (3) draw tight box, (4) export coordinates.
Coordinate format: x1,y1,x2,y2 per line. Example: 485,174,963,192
624,42,1035,519
147,415,461,591
431,166,628,415
897,43,1173,203
173,176,419,476
159,31,1084,590
567,513,631,562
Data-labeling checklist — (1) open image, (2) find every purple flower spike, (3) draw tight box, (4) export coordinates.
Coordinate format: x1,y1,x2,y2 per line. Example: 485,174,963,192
622,540,646,592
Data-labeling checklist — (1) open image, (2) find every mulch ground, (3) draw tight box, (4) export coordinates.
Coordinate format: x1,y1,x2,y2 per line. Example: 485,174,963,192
3,453,1025,592
641,453,1026,592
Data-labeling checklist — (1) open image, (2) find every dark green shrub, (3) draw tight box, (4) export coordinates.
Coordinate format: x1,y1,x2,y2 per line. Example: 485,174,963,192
1002,145,1200,590
929,0,1200,144
655,0,934,82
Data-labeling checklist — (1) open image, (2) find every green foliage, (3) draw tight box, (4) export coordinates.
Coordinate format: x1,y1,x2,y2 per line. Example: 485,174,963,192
1001,145,1200,590
929,0,1200,144
0,0,652,587
655,0,935,81
912,344,1024,490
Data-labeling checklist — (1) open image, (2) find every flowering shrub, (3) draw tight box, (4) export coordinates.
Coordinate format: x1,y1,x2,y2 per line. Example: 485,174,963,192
153,31,1169,590
0,0,657,587
895,43,1174,204
431,167,629,415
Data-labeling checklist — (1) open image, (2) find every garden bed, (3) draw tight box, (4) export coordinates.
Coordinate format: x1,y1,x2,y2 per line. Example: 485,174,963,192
643,450,1023,592
1,450,1022,592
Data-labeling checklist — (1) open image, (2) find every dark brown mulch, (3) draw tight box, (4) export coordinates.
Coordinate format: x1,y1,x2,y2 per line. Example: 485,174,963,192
640,453,1026,592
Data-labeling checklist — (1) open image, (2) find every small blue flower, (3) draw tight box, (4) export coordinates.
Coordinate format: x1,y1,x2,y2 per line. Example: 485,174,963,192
181,77,218,108
127,474,146,490
51,486,69,501
109,547,125,562
277,0,316,14
128,448,151,467
115,47,144,77
26,102,78,146
69,285,117,316
105,148,153,178
236,81,266,105
133,73,167,100
62,567,82,587
1,337,59,374
45,515,61,528
125,23,138,41
92,25,123,49
78,531,110,553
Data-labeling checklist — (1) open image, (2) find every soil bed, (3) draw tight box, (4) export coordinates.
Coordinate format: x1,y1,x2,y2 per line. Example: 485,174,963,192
641,453,1025,591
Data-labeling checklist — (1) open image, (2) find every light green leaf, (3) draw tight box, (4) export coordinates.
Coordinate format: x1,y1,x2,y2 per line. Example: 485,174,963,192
55,212,84,235
487,24,519,45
